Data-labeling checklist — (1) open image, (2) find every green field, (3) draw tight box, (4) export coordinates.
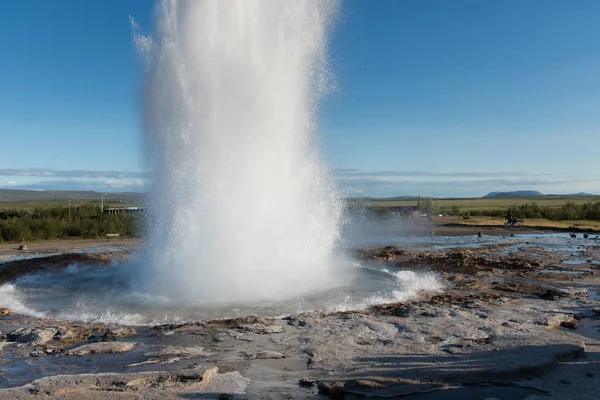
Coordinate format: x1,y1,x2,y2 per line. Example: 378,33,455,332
0,189,144,210
366,196,600,213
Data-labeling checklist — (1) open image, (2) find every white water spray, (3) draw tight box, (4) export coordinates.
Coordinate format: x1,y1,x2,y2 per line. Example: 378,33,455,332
133,0,344,304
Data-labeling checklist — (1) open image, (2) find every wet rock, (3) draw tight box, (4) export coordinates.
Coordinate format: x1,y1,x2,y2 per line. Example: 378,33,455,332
257,350,285,359
359,245,406,262
215,315,276,328
571,233,577,238
547,315,578,330
317,381,346,398
103,326,137,341
7,325,98,350
228,330,254,342
18,244,28,251
237,323,284,334
538,288,569,301
144,346,214,358
65,341,135,355
0,308,13,316
374,303,412,317
9,327,57,346
241,350,285,359
284,315,309,327
299,378,315,387
584,233,589,239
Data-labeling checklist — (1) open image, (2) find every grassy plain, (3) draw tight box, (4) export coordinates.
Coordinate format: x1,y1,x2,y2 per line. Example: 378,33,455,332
437,216,600,232
0,189,144,210
0,201,138,210
367,196,600,213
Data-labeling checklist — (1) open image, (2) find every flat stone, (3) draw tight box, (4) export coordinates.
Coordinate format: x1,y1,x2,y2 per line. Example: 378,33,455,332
256,350,285,359
9,327,57,346
228,330,254,341
65,341,135,355
238,324,284,334
144,346,214,358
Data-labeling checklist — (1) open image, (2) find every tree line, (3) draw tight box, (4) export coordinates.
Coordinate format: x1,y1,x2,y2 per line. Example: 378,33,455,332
0,205,143,242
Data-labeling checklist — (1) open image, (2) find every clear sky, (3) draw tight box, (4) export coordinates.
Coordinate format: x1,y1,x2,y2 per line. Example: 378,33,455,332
1,0,599,197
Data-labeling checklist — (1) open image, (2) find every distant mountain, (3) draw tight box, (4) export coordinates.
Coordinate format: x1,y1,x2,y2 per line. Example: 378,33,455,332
566,192,594,197
382,195,420,200
483,190,545,198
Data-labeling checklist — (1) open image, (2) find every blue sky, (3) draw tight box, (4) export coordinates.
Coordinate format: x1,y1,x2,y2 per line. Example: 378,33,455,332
1,0,599,197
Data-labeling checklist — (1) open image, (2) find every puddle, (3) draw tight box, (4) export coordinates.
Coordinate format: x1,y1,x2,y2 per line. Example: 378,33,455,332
561,319,600,341
562,259,589,265
538,269,585,275
346,385,548,399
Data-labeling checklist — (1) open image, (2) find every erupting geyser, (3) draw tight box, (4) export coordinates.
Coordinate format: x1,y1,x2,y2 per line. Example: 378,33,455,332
134,0,344,303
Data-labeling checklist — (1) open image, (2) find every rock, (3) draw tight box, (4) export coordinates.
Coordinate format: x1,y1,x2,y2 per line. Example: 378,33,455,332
218,394,233,400
359,245,406,262
0,308,13,316
584,233,589,239
299,378,315,387
477,231,483,238
238,323,284,334
317,381,345,398
586,372,595,378
65,341,135,355
9,327,57,346
18,244,28,251
103,327,137,341
538,288,569,301
570,233,577,238
256,350,285,359
242,350,285,359
228,330,254,342
125,360,160,368
547,315,578,330
144,346,214,358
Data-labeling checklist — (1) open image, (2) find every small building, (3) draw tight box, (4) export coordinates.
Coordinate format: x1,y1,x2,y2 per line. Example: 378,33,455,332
388,206,420,219
103,207,146,215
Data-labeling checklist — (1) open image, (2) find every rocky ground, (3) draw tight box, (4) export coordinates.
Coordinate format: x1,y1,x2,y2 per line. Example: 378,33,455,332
0,232,599,399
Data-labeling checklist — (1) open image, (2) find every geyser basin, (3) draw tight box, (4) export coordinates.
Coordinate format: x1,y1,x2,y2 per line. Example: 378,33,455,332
0,261,441,325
